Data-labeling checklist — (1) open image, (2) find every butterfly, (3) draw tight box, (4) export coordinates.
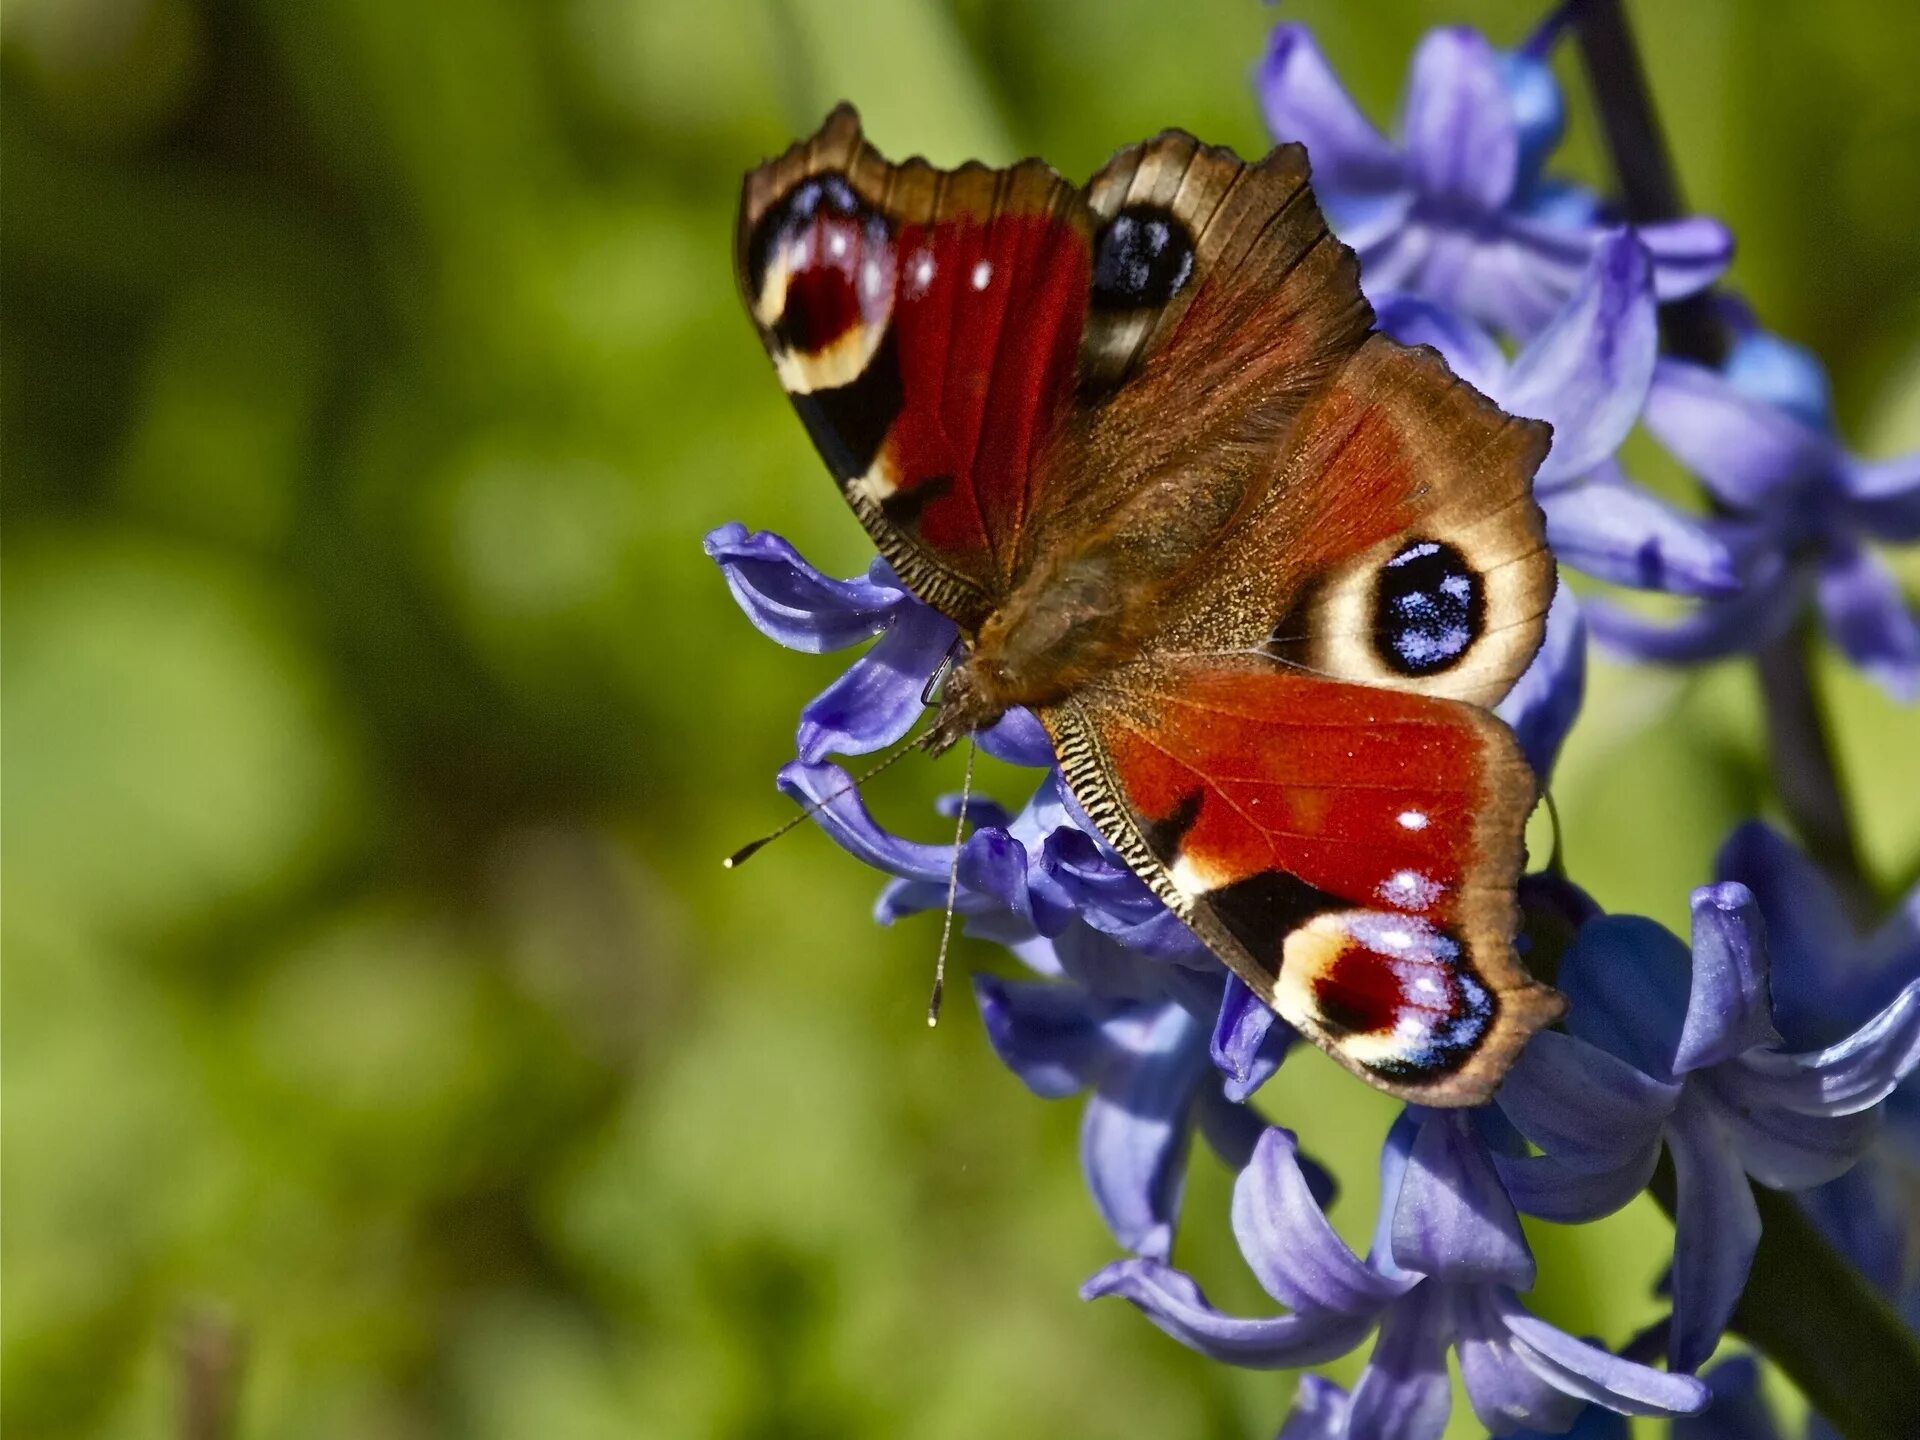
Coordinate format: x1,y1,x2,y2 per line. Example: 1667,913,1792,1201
735,105,1565,1106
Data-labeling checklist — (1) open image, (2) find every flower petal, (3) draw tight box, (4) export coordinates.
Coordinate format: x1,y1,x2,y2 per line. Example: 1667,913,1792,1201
1676,883,1782,1075
1671,1355,1786,1440
1277,1376,1353,1440
1494,1144,1662,1226
1845,453,1920,542
1210,975,1294,1102
704,523,904,652
1081,1002,1210,1258
1583,556,1806,666
1541,466,1739,596
1232,1128,1413,1316
1402,28,1518,211
1636,216,1734,301
1733,976,1920,1118
972,975,1116,1099
1256,25,1403,198
1504,231,1657,485
1713,822,1858,1044
977,706,1055,767
778,759,950,880
1643,359,1840,513
1708,1074,1880,1189
795,603,957,761
1497,1029,1678,1169
1496,584,1586,780
1495,1291,1712,1417
1081,1258,1375,1369
1557,915,1693,1084
1454,1285,1586,1435
1372,294,1507,395
1665,1098,1760,1374
1815,542,1920,703
1347,1284,1456,1440
1391,1111,1535,1289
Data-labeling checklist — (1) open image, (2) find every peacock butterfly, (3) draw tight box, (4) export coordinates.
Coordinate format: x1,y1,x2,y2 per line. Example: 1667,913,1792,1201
735,105,1565,1106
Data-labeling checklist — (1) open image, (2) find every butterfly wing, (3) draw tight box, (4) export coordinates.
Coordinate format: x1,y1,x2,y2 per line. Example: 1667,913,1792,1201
1044,657,1563,1105
737,105,1093,628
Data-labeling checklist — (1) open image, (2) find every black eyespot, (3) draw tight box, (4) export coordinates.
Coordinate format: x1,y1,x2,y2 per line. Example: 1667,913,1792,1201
1372,540,1484,676
1091,204,1196,311
745,172,870,296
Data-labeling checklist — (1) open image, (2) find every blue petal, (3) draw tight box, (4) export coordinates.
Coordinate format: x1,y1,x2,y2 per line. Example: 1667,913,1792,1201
1713,821,1858,1047
1508,1404,1632,1440
1732,976,1920,1119
1496,1029,1676,1182
1081,1258,1376,1369
778,759,950,880
704,523,905,652
1402,28,1518,211
1643,359,1841,514
972,975,1117,1099
1584,556,1806,665
1502,231,1657,486
1347,1283,1455,1440
1722,323,1833,429
1676,883,1782,1075
1541,465,1740,596
1671,1356,1786,1440
1845,453,1920,542
1496,47,1565,187
795,602,957,761
1557,916,1692,1084
1391,1111,1535,1290
1705,1072,1880,1189
1495,1290,1712,1417
1372,293,1507,394
1495,584,1586,780
1797,1163,1910,1297
1494,1144,1662,1226
1081,1002,1210,1258
1454,1284,1586,1435
977,706,1055,767
1256,25,1404,200
1636,217,1734,301
1815,542,1920,703
1232,1128,1414,1316
1664,1098,1760,1374
955,826,1031,917
1277,1376,1353,1440
1210,975,1294,1102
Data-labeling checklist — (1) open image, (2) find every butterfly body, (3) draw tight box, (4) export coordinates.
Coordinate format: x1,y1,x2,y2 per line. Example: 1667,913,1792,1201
738,106,1566,1105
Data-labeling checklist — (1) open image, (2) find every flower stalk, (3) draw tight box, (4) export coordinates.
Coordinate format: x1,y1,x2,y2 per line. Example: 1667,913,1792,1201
1571,1,1920,1429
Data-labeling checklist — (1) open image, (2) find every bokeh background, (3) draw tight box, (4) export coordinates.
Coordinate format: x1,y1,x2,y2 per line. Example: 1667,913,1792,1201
6,0,1920,1436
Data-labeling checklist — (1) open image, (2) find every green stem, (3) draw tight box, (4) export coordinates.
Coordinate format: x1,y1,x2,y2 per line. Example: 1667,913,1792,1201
1568,2,1919,1432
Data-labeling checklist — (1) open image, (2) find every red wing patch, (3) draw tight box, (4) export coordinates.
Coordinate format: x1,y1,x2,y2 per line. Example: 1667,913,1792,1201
1046,655,1563,1104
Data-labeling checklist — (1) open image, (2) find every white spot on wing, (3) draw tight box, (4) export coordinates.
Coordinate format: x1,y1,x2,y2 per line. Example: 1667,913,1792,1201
1397,810,1429,831
971,259,992,291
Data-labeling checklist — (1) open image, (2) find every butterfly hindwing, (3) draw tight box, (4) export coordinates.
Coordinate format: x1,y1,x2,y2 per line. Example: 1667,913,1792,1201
737,105,1093,627
1044,657,1564,1104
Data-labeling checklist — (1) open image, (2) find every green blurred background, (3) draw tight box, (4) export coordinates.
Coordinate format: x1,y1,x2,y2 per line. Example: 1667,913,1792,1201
6,0,1920,1435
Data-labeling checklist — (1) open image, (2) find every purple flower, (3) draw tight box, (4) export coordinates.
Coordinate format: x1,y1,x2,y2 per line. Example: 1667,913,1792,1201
1716,822,1920,1304
1494,884,1920,1372
1085,1119,1709,1436
1376,231,1737,599
1585,309,1920,701
1257,24,1731,337
1671,1356,1785,1440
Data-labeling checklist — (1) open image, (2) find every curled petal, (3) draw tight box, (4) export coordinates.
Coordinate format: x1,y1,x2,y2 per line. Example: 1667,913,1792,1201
1541,466,1740,596
1713,821,1857,1045
1391,1112,1535,1290
1232,1129,1413,1316
1402,28,1518,211
1504,230,1657,486
1210,975,1294,1102
1372,293,1507,394
1558,914,1692,1082
1709,1076,1880,1190
1347,1284,1455,1440
704,523,903,652
1671,1355,1786,1440
795,603,957,761
1495,1142,1662,1225
1081,1002,1210,1258
1815,542,1920,704
972,975,1116,1099
1497,1029,1678,1169
1081,1259,1375,1369
978,706,1055,767
778,759,950,880
1257,25,1403,198
1583,558,1806,666
1734,976,1920,1117
1845,453,1920,542
1454,1285,1586,1436
1277,1376,1353,1440
1636,216,1734,301
1494,1291,1712,1417
955,826,1031,917
1643,359,1840,513
1677,883,1782,1075
1665,1098,1760,1374
1496,584,1586,780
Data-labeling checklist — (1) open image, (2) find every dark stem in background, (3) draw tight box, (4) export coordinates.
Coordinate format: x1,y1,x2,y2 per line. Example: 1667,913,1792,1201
1570,2,1920,1436
1569,0,1877,927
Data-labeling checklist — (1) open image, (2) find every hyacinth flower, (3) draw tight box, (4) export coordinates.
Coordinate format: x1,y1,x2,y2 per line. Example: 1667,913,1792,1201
1493,883,1920,1373
1085,1120,1710,1434
1375,229,1737,600
1585,306,1920,700
1256,23,1731,336
1715,822,1920,1308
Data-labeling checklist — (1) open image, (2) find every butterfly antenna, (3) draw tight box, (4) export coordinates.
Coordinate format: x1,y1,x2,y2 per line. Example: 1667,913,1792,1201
927,734,977,1027
722,733,931,869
